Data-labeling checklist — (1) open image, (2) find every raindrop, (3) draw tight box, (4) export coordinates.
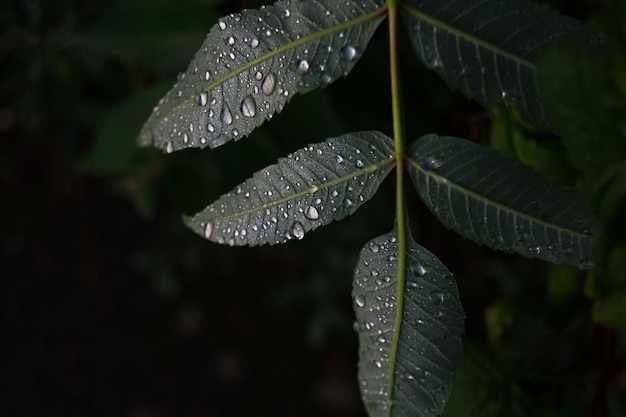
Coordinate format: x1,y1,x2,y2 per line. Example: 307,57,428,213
218,21,227,30
373,360,382,369
428,291,445,305
241,96,257,118
376,335,386,343
207,123,215,133
355,295,365,308
221,106,233,125
296,59,310,74
342,198,352,208
204,223,213,238
291,222,305,240
368,242,380,253
418,155,439,170
340,45,357,61
262,73,276,95
226,36,235,45
578,259,594,270
183,133,189,144
283,8,291,18
204,70,210,81
305,206,319,220
355,159,364,168
250,38,260,48
197,92,208,106
410,263,426,277
336,155,344,164
166,141,173,154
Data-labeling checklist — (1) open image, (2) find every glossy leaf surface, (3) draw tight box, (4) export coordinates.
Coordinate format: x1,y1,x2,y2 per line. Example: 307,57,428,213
138,0,385,152
407,134,596,268
185,131,395,246
353,229,464,416
400,0,591,132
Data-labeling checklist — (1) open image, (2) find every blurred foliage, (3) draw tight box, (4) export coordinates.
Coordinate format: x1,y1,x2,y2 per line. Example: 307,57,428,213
1,0,625,416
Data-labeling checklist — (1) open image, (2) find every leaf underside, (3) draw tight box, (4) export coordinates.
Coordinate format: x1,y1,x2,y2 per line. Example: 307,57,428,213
138,0,385,152
407,134,596,269
353,229,464,417
400,0,596,132
185,131,395,246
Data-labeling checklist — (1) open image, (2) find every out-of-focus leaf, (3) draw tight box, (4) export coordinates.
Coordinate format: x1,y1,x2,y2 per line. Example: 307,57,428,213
353,228,464,416
185,131,395,246
594,290,626,331
407,135,596,269
138,0,386,152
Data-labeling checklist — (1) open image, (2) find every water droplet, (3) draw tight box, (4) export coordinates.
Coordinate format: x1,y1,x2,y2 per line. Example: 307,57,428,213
226,36,235,45
428,291,445,305
262,73,276,95
296,59,310,74
342,198,352,208
207,123,215,133
183,133,189,144
418,155,439,170
197,92,208,106
578,259,594,270
204,223,213,238
355,295,365,308
221,106,233,125
373,360,382,368
305,206,319,220
291,222,305,240
340,45,357,61
250,38,259,48
218,21,226,30
368,242,380,253
355,159,364,168
283,8,291,18
376,335,386,343
335,155,343,164
204,70,210,81
410,263,426,277
426,57,441,69
241,96,257,118
165,141,173,154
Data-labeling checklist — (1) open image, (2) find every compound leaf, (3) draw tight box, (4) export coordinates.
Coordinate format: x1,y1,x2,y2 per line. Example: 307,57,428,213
400,0,604,132
185,131,395,246
138,0,386,152
353,228,464,416
407,134,596,269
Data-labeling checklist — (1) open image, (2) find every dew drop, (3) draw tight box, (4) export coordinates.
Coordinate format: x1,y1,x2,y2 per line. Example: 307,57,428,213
250,38,260,48
428,291,445,305
305,206,319,220
368,242,380,253
291,222,305,240
165,141,173,154
342,198,352,208
204,70,210,81
373,360,382,368
296,59,310,74
262,73,276,95
226,36,235,45
336,154,344,164
204,223,213,239
340,45,357,61
241,95,257,118
410,263,426,277
355,295,365,308
207,123,215,133
426,57,441,69
376,335,386,343
183,133,189,144
418,155,439,170
197,92,208,106
221,106,233,125
355,159,364,168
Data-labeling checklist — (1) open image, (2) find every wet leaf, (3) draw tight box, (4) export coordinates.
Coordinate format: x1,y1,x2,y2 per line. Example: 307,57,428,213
353,228,464,416
400,0,606,132
185,131,395,246
407,134,596,269
138,0,386,152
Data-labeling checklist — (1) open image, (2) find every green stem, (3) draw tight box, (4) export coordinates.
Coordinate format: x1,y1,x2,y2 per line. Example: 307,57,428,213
387,0,407,409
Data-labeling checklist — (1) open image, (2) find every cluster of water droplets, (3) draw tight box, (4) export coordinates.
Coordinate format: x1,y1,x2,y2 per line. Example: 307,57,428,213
186,132,394,246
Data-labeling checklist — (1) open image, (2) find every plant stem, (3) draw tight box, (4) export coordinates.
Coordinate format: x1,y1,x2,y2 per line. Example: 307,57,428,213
387,0,407,407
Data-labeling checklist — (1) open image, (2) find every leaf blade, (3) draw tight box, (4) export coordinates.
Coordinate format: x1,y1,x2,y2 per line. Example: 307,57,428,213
407,134,596,268
185,131,395,246
353,229,464,416
139,0,386,152
400,0,603,132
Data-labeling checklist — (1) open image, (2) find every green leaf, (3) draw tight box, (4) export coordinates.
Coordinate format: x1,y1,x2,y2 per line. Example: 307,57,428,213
185,131,395,246
138,0,386,152
407,134,596,269
352,228,464,416
400,0,603,132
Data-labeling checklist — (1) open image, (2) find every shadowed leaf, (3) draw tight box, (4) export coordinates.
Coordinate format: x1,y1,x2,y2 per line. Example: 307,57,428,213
407,134,596,269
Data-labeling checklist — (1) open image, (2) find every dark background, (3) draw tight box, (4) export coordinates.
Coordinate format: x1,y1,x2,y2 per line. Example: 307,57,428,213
1,0,622,416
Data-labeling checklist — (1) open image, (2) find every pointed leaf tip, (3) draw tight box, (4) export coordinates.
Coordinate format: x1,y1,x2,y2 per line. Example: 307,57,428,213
185,131,394,246
353,230,464,416
138,0,386,152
